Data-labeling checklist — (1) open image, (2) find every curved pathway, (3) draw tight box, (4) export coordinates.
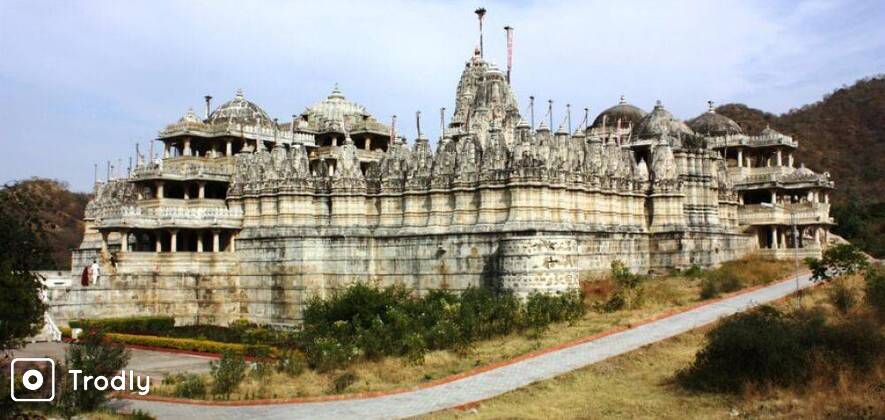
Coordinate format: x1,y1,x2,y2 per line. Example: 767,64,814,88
118,274,813,419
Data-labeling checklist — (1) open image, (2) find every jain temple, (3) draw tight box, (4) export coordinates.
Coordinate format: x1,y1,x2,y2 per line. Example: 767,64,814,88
48,34,836,326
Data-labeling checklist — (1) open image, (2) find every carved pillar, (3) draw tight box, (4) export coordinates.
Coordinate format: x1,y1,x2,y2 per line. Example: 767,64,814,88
788,152,794,168
226,140,232,156
212,230,220,253
780,230,787,249
183,138,192,156
198,182,206,199
155,233,162,253
183,184,190,200
229,233,236,252
776,149,783,166
365,137,372,151
737,149,743,168
120,229,129,253
814,227,821,245
156,181,164,200
170,229,178,253
196,231,204,253
824,193,829,204
163,142,170,158
771,227,778,249
771,190,777,204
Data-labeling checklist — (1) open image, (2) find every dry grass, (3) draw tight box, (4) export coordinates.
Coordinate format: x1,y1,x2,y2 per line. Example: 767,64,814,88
150,256,793,401
426,271,885,420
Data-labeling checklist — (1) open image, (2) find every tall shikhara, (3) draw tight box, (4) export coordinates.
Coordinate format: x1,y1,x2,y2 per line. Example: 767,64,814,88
56,36,834,327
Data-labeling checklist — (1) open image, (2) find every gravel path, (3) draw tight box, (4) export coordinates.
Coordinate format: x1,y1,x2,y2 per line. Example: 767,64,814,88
118,274,813,419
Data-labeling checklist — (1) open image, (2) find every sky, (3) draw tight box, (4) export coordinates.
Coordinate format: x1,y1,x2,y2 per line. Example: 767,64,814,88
1,0,883,192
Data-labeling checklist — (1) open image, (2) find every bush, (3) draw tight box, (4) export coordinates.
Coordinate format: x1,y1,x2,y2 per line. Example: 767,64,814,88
210,350,247,399
678,305,885,393
275,349,307,377
806,244,869,282
699,269,744,300
828,280,857,314
171,373,207,399
105,333,275,357
69,316,175,335
304,337,356,373
865,266,885,318
525,291,585,331
331,371,358,394
598,261,645,312
56,329,131,415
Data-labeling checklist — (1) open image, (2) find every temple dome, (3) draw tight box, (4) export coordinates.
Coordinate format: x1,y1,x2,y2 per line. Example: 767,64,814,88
592,96,647,128
688,102,742,136
208,89,274,127
635,100,694,139
302,85,372,125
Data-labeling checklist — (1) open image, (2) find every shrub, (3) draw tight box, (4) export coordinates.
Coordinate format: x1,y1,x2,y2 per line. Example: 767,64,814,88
56,329,131,415
598,261,645,312
827,280,857,314
69,316,175,335
699,268,743,300
806,244,869,282
210,350,247,399
331,371,358,394
104,333,275,357
275,349,306,377
865,266,885,318
678,305,885,393
172,373,207,399
129,409,157,420
304,337,356,373
250,358,273,380
525,291,585,331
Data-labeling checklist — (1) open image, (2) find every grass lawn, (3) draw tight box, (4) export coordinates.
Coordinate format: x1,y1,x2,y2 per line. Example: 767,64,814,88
426,273,885,419
148,255,794,401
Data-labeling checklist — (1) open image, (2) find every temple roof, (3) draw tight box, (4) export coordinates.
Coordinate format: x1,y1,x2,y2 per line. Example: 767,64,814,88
688,102,742,136
592,96,647,128
298,85,386,134
635,100,694,139
208,89,274,127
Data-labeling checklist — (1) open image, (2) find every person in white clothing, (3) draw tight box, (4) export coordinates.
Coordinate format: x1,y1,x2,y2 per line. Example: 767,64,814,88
90,260,101,286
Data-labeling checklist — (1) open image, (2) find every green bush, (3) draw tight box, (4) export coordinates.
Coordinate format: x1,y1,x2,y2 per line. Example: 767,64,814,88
525,291,585,331
805,244,869,282
699,269,744,300
865,266,885,318
171,373,207,399
304,337,356,373
677,305,885,393
69,316,175,335
331,371,358,394
210,350,247,399
105,333,275,357
598,261,645,312
275,349,307,377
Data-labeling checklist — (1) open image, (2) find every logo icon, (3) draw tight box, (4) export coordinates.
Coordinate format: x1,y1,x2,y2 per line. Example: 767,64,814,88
10,358,55,402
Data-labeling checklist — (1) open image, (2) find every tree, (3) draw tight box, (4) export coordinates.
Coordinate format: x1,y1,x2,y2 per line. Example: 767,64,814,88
805,244,869,282
56,329,131,416
0,181,52,351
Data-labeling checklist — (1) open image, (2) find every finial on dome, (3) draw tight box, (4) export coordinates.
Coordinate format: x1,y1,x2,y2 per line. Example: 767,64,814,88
329,84,344,99
235,88,244,99
619,95,626,104
655,100,663,109
707,100,715,113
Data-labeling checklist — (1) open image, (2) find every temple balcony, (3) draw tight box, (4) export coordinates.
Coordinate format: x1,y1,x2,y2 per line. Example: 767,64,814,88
707,133,798,149
93,204,243,230
159,121,316,147
739,202,834,226
131,156,235,182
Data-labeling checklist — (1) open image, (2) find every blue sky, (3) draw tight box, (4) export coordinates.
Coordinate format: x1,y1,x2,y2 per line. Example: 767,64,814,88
1,0,883,191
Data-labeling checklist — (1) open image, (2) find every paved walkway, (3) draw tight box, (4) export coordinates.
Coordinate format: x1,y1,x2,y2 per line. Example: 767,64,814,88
118,274,813,419
16,342,213,379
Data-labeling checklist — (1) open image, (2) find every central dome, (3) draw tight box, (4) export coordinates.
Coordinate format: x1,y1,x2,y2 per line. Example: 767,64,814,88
635,100,694,139
302,85,371,127
592,96,647,128
208,89,274,127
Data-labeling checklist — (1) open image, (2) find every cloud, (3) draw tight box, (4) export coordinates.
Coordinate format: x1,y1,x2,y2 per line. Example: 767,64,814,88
1,0,883,190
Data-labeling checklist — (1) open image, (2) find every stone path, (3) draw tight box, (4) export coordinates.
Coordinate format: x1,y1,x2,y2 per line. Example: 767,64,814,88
16,342,213,379
118,274,813,419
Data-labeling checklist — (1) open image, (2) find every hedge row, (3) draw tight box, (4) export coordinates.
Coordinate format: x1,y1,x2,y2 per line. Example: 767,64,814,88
70,316,175,335
105,333,275,358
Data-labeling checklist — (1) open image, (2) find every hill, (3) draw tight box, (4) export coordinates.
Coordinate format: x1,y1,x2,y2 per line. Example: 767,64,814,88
717,75,885,257
0,178,90,270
